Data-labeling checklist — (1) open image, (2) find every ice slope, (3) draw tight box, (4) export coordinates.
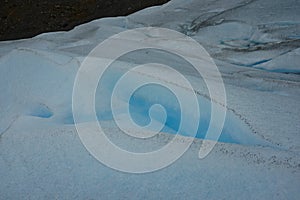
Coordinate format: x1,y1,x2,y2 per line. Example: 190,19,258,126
0,0,300,199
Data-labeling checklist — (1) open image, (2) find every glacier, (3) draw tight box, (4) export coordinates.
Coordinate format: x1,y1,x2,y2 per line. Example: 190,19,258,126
0,0,299,199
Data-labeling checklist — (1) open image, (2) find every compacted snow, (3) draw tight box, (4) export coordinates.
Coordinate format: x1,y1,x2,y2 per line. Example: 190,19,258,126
0,0,299,199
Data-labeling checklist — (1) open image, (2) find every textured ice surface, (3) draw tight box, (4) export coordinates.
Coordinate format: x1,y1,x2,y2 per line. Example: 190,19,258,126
0,0,299,199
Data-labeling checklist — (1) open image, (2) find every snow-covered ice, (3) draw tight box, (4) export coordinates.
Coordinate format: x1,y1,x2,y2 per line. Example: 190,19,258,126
0,0,299,199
